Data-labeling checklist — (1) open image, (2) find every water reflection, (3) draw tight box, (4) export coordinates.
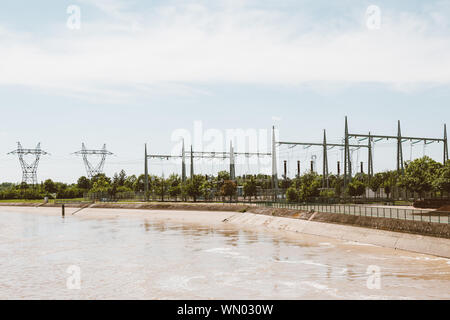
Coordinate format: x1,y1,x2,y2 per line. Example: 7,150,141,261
0,209,449,300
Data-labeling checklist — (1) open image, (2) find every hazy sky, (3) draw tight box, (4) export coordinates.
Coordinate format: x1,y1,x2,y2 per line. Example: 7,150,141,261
0,0,449,182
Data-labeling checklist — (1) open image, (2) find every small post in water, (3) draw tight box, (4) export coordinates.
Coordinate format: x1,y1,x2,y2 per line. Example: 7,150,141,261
62,204,65,218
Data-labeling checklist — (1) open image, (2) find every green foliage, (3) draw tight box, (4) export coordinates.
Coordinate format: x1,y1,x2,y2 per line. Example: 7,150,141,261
399,156,442,197
90,175,111,194
286,187,299,202
320,189,336,198
434,161,450,193
346,180,366,198
43,179,57,193
221,180,237,201
201,179,215,201
298,172,321,201
167,174,182,198
77,176,91,190
243,177,257,200
185,175,205,202
369,173,384,193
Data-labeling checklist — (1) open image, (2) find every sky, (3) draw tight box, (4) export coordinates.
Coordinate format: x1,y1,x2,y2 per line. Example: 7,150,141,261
0,0,449,183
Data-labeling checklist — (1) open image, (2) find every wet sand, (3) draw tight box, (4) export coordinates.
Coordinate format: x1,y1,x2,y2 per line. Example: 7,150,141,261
0,206,449,300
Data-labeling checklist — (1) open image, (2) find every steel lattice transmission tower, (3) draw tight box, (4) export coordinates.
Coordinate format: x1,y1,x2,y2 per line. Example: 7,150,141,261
73,143,113,178
8,142,49,184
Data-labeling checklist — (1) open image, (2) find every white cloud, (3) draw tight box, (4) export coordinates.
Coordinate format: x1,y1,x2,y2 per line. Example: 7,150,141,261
0,3,450,101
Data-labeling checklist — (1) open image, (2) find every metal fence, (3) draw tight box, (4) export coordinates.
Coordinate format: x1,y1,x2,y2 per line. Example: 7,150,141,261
251,201,450,224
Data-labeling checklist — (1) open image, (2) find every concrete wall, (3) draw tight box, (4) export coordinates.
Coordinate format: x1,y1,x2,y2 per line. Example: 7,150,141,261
225,212,450,258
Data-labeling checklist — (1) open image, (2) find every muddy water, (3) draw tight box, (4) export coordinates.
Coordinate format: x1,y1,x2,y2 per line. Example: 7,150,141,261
0,209,449,300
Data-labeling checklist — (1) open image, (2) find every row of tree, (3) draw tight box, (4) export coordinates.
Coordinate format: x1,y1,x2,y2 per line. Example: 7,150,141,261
0,156,448,201
285,156,450,202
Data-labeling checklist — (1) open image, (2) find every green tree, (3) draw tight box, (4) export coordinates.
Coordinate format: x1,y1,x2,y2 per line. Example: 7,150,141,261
221,180,237,202
217,171,230,187
369,173,384,197
286,186,299,202
201,179,215,201
154,177,169,201
124,175,137,190
346,180,366,198
77,176,91,190
243,177,257,201
167,174,182,199
434,161,450,194
90,175,112,194
186,175,205,202
399,156,442,198
43,179,57,193
298,172,321,201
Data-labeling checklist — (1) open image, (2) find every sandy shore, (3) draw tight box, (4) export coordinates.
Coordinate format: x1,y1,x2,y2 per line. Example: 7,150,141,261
2,205,450,259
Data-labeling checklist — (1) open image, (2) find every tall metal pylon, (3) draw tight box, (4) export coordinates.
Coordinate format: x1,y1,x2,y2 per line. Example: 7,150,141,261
344,116,351,188
8,142,49,185
190,145,194,179
397,120,404,173
230,141,236,180
368,132,374,180
144,143,149,199
444,124,448,165
73,143,113,178
181,139,186,182
272,126,279,196
322,130,329,188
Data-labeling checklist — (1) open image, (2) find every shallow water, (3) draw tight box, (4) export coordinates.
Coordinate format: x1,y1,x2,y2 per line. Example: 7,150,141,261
0,209,449,300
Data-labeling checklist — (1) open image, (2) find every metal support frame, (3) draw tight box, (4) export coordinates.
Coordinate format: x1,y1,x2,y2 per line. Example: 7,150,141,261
345,117,447,185
277,127,368,190
146,143,271,183
445,124,449,165
272,126,278,194
73,143,113,179
8,142,49,184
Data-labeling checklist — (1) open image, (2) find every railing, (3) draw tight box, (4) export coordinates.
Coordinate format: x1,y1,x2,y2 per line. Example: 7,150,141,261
54,199,93,205
249,201,449,224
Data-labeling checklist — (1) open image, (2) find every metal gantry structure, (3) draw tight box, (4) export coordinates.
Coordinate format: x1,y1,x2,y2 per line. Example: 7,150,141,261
344,117,448,188
73,143,114,178
8,142,49,185
144,139,272,195
276,129,369,188
272,117,448,190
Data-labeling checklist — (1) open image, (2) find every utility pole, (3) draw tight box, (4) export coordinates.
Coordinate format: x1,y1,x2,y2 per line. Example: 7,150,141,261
190,145,194,179
144,143,149,200
322,130,329,188
397,120,404,173
283,160,287,180
444,124,448,165
182,139,186,182
297,161,301,178
8,142,49,185
230,141,236,180
73,143,113,178
272,126,279,200
344,116,351,189
368,132,373,181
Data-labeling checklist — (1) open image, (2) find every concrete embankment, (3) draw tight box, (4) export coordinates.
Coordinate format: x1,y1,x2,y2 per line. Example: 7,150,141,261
223,212,450,259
